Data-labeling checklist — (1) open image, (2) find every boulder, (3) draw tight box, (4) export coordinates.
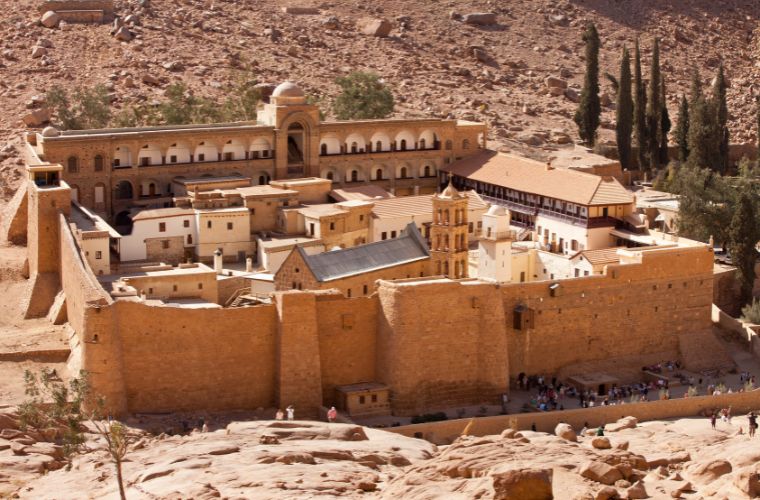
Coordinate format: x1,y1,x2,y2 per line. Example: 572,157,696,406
141,73,161,86
322,16,340,30
592,437,612,450
626,480,648,499
594,486,618,500
31,46,47,59
491,467,553,500
0,410,19,431
606,417,637,432
555,423,577,442
647,451,690,468
581,461,623,485
22,108,51,127
565,88,580,102
114,27,133,42
463,13,497,26
545,76,568,89
40,11,59,28
669,480,693,497
733,466,760,497
688,459,732,483
25,442,64,460
361,19,392,37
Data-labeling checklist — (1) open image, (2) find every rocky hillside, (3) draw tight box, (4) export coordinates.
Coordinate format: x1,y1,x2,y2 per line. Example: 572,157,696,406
1,0,760,198
4,409,760,499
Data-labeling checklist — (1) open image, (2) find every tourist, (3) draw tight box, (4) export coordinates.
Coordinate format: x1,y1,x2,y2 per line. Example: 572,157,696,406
710,412,717,430
327,406,337,422
286,405,295,421
202,421,209,433
596,425,605,437
275,408,284,420
531,423,537,432
749,412,757,438
580,422,589,436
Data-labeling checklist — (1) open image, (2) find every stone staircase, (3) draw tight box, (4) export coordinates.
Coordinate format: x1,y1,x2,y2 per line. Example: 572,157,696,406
678,330,736,373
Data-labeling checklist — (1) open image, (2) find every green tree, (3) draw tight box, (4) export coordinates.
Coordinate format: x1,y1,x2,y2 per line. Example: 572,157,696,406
673,95,690,162
615,47,633,170
659,77,671,165
686,96,720,171
672,164,731,243
91,420,132,500
573,23,601,146
713,64,729,173
728,187,760,305
645,37,661,171
46,85,111,130
159,83,197,125
689,71,702,106
633,39,647,170
333,72,394,120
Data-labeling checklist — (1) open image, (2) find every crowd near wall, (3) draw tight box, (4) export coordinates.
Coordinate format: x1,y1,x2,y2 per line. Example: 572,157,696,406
387,389,760,444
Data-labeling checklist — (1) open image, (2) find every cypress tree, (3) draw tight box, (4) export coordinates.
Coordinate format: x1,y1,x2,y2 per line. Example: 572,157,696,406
645,37,661,171
686,96,720,170
615,47,633,170
573,23,601,146
633,39,647,170
689,71,702,107
713,64,729,173
728,188,760,306
659,77,671,165
673,95,689,162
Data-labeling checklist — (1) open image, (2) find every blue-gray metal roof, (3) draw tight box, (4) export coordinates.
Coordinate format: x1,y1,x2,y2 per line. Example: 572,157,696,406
300,223,429,282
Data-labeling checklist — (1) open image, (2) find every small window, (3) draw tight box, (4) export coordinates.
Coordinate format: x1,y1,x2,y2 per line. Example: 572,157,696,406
173,285,178,292
371,394,377,403
347,289,352,298
95,251,102,260
94,155,104,172
170,155,178,163
359,395,365,404
183,219,190,228
198,283,203,289
363,285,368,295
198,153,205,162
67,156,79,173
159,222,166,232
227,222,233,230
329,222,335,231
381,232,387,240
161,240,170,249
295,267,300,273
224,152,234,161
140,157,150,167
207,221,212,229
187,234,192,244
359,214,364,222
148,288,153,294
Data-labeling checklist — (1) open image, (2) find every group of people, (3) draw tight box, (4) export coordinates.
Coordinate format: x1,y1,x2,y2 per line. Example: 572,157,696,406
709,407,760,438
643,360,681,373
273,405,339,423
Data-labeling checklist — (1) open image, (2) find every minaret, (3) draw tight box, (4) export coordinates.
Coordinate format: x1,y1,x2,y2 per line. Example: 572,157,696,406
477,204,513,283
430,175,469,278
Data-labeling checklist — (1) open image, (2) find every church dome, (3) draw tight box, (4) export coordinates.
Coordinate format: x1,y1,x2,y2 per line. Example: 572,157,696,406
272,81,305,98
41,126,60,137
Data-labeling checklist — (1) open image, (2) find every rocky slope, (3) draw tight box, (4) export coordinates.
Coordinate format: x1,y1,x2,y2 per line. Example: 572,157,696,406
2,0,760,200
3,407,760,499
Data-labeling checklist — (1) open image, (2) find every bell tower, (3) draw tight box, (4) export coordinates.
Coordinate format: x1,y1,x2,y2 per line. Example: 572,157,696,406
430,176,469,278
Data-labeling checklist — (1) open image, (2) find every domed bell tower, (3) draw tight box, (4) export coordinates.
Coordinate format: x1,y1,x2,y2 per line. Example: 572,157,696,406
430,177,469,279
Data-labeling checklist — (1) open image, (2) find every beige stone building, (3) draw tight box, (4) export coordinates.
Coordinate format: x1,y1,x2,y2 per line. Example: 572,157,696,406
24,81,486,222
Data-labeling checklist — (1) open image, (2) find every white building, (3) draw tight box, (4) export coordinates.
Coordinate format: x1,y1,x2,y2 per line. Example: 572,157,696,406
477,205,515,283
119,207,197,262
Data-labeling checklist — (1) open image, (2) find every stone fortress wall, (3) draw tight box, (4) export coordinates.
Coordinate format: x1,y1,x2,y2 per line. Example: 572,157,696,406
55,209,715,417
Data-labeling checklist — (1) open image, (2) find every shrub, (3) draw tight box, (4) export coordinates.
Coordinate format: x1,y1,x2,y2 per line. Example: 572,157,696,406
333,72,394,120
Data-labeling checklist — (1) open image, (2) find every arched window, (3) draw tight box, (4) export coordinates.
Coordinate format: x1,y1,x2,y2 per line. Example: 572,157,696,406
445,140,453,150
326,171,334,181
148,183,156,196
94,155,104,172
351,142,358,154
423,165,431,177
376,168,383,180
258,175,270,185
400,139,407,151
321,143,327,155
463,139,470,149
351,170,359,182
420,139,426,150
400,167,407,179
376,140,382,152
67,156,78,173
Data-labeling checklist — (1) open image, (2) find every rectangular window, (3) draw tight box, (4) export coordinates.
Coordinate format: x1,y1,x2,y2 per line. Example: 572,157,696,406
224,152,234,161
329,222,335,231
198,283,203,289
207,221,212,229
159,222,166,232
359,395,366,404
359,214,364,222
95,251,102,259
113,158,121,167
198,153,205,162
469,222,474,232
183,220,190,228
347,288,352,298
227,222,233,230
140,157,150,166
363,285,368,295
574,268,579,277
170,155,177,163
391,230,397,238
381,232,387,240
162,240,170,249
173,285,178,291
371,394,377,403
95,185,104,203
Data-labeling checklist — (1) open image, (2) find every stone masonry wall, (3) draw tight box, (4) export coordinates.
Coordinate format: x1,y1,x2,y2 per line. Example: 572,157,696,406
145,236,185,265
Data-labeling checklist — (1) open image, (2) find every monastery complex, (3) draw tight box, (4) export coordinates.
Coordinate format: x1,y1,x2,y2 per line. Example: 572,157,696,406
3,82,728,419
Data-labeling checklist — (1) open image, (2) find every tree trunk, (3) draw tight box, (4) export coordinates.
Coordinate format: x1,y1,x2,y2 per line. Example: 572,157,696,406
115,458,126,500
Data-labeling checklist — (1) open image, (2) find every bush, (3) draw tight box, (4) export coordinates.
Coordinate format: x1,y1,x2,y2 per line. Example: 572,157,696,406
742,298,760,324
333,72,394,120
47,85,111,130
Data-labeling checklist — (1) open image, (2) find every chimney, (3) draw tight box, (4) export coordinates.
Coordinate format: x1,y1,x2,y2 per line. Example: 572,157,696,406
214,248,223,274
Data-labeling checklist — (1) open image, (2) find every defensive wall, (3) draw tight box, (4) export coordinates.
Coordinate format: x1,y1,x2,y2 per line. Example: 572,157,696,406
56,197,715,417
386,389,760,444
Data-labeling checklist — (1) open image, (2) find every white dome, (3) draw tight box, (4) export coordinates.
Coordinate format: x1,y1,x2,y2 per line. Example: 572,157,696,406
41,126,60,137
272,81,305,98
487,204,508,216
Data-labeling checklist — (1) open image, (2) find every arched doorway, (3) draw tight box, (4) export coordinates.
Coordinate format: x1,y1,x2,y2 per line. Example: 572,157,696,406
115,180,133,200
287,123,305,165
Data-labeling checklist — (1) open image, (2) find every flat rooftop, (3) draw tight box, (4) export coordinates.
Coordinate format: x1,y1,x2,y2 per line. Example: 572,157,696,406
257,235,322,250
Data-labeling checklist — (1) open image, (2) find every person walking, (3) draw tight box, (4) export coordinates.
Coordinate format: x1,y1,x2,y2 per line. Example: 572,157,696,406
327,406,337,423
275,408,284,420
710,412,717,430
286,405,295,421
749,412,757,438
